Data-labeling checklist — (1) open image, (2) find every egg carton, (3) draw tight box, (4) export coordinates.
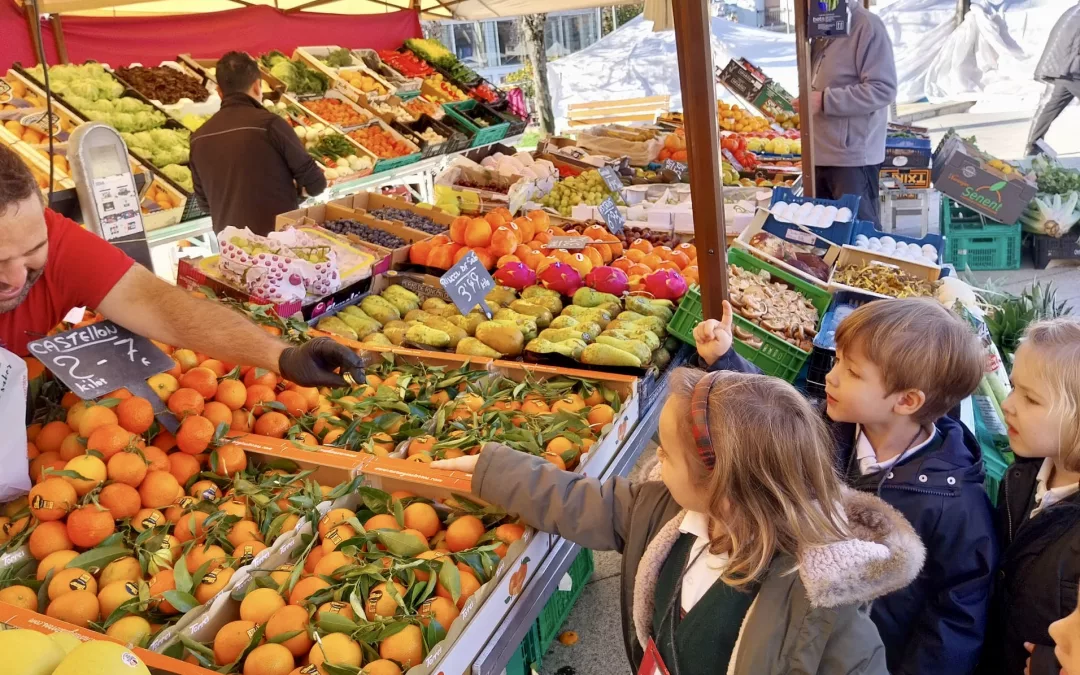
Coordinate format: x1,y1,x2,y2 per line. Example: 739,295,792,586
768,200,854,231
850,234,940,267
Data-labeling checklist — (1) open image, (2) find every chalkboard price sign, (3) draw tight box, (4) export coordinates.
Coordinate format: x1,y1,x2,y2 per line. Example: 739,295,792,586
598,166,624,193
440,250,496,318
544,236,591,250
28,321,177,401
598,197,625,235
662,159,688,175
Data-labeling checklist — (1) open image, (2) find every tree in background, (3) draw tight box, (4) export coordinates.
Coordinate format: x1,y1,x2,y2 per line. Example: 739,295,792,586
522,13,554,134
601,3,644,35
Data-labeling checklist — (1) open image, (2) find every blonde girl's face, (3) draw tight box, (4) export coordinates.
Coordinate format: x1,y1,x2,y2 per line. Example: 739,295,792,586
657,402,710,513
1049,603,1080,675
1002,343,1066,459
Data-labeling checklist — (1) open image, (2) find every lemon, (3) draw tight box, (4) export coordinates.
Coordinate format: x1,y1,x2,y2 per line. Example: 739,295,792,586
0,629,66,674
53,640,151,675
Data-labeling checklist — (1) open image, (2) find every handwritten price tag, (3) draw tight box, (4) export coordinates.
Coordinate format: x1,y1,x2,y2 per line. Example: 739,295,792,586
544,236,592,249
598,197,625,235
662,159,688,174
20,111,61,137
439,250,496,318
598,166,624,193
0,80,12,104
28,321,179,431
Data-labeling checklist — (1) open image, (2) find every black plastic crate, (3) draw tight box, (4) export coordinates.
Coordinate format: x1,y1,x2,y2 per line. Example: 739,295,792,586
805,346,835,398
1031,232,1080,269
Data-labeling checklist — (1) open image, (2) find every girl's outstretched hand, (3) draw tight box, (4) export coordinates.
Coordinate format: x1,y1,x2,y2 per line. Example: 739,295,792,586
693,300,734,365
431,455,480,473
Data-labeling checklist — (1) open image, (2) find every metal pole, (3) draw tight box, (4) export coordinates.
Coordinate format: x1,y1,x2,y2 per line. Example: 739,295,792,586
673,0,728,317
794,0,816,196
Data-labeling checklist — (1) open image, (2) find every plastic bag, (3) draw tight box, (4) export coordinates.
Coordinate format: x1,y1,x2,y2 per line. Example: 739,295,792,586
0,350,29,502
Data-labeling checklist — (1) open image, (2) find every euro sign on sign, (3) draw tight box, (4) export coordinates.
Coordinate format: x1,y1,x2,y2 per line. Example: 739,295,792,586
440,250,496,318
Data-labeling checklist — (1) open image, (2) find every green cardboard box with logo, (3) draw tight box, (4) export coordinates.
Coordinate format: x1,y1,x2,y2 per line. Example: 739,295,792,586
931,134,1036,225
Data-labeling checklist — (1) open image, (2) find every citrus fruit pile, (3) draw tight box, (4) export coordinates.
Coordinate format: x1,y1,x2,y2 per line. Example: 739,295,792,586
347,125,416,159
179,486,525,675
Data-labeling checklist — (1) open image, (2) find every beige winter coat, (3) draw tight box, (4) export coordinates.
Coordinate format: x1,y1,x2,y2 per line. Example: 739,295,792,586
473,443,926,675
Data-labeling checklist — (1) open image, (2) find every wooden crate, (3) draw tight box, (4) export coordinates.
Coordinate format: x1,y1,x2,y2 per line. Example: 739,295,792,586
566,95,671,128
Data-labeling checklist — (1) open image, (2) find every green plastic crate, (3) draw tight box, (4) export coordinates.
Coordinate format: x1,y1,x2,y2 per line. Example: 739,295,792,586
373,152,422,174
443,99,509,147
537,548,594,650
667,248,833,382
506,623,543,675
941,197,1022,271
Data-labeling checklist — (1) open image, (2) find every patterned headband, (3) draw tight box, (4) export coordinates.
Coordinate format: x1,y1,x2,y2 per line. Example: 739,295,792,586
690,371,720,471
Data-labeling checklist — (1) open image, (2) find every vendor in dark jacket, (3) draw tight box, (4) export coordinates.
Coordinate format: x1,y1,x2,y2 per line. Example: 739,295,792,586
1026,2,1080,155
190,51,326,236
695,298,998,675
980,318,1080,675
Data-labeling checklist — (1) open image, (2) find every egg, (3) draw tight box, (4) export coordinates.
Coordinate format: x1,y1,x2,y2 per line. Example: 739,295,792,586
836,207,853,222
868,239,882,250
922,244,938,260
823,205,839,223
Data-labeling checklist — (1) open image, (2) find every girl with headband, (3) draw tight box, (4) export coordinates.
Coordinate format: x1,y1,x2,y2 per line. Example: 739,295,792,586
434,367,925,675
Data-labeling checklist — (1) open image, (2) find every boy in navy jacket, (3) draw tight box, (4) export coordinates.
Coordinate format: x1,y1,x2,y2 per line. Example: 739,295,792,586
695,297,998,675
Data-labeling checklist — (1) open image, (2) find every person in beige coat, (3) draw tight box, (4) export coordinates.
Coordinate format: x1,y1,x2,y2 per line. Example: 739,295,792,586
435,367,925,675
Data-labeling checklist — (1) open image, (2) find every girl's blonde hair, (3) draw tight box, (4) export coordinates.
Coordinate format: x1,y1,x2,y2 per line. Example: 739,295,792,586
1022,317,1080,471
669,367,850,587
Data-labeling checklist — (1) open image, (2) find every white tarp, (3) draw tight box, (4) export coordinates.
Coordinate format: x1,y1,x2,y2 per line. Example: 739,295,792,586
548,0,1073,126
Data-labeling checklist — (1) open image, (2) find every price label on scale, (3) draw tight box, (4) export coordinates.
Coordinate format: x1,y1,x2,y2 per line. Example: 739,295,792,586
28,321,179,430
598,197,625,235
440,250,496,318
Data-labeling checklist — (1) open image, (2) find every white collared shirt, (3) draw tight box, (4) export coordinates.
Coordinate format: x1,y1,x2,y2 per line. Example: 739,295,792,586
677,511,729,613
855,426,938,475
1032,458,1080,517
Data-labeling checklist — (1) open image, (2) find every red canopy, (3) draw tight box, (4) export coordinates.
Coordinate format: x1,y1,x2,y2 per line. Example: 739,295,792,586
1,3,421,67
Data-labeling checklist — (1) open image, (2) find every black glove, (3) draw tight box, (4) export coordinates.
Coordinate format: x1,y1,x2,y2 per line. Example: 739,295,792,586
279,338,366,388
1027,644,1060,675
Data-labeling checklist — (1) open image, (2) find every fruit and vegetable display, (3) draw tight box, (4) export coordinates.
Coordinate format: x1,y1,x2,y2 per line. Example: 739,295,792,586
368,207,448,236
539,169,623,216
850,234,939,265
179,113,210,131
403,96,444,121
27,63,124,102
833,263,937,298
321,48,356,69
378,50,435,78
114,65,209,105
144,181,184,212
301,98,371,129
405,39,481,85
305,133,374,180
173,483,528,674
259,52,329,97
339,69,390,97
717,100,771,133
366,98,417,125
423,75,467,103
469,82,502,105
348,124,418,160
1030,154,1080,196
0,361,362,643
720,134,759,171
728,263,819,352
656,129,687,164
417,126,448,145
747,231,833,282
218,226,341,302
321,219,407,250
1021,192,1080,238
744,135,801,156
478,151,558,186
121,129,191,169
71,96,167,133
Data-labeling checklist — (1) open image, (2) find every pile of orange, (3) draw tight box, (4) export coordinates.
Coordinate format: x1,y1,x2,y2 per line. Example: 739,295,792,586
411,208,626,274
348,125,415,159
184,488,526,675
610,239,699,289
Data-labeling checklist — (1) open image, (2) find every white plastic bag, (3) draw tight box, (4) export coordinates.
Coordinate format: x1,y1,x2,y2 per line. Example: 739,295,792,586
0,349,29,502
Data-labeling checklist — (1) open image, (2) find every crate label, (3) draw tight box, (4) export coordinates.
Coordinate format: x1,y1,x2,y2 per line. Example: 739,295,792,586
785,228,816,245
662,159,688,174
598,166,624,193
973,395,1008,436
20,111,61,137
598,197,625,235
0,80,11,104
440,250,495,317
880,168,931,190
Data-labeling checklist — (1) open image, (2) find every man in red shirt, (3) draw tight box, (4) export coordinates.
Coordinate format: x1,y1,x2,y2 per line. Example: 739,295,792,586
0,145,361,387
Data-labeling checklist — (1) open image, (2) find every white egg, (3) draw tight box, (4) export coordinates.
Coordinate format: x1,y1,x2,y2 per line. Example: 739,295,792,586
880,236,896,248
868,239,882,250
836,207,853,222
824,206,839,223
772,201,789,215
922,244,938,260
855,235,869,246
796,202,815,225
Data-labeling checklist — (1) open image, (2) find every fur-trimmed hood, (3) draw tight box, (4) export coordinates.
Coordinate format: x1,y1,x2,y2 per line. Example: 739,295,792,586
633,487,926,649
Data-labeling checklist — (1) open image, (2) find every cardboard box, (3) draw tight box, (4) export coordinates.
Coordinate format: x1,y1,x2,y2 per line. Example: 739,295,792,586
176,256,374,321
0,603,217,675
828,245,941,299
718,59,766,102
717,58,796,119
931,135,1036,224
336,191,456,228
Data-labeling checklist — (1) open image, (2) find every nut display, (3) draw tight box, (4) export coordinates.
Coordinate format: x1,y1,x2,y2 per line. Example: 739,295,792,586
729,264,818,351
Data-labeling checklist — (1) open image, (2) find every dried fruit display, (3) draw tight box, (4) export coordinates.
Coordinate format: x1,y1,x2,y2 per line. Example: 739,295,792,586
728,264,818,351
403,96,444,120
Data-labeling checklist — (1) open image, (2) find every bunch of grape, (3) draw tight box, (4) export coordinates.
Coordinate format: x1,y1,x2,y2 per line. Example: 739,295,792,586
539,169,619,216
368,207,447,235
322,219,406,249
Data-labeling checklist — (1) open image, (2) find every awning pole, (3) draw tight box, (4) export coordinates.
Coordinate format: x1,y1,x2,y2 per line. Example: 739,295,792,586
795,0,816,195
673,0,728,319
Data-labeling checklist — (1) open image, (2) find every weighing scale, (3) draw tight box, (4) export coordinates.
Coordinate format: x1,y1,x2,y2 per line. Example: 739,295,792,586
68,122,154,269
